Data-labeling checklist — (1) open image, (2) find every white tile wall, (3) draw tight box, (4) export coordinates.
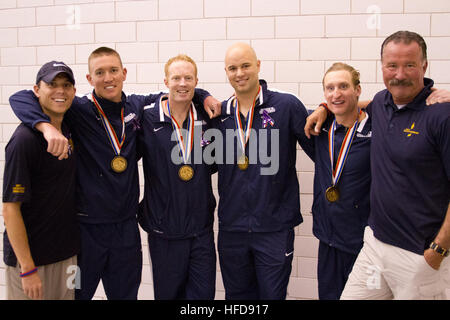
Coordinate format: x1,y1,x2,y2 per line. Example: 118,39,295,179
55,24,95,44
181,19,226,40
252,0,300,16
252,39,299,60
204,0,251,18
0,0,449,301
0,8,35,28
301,38,351,60
227,17,274,39
159,0,203,20
431,14,450,37
0,1,16,10
137,20,180,41
275,16,325,38
1,47,36,66
95,22,136,43
378,14,430,37
351,0,403,14
301,0,351,15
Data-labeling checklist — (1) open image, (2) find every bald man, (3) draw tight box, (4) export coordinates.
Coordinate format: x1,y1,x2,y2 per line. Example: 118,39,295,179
212,43,314,299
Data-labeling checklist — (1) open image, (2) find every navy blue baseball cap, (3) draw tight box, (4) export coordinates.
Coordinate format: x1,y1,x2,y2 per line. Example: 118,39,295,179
36,61,75,85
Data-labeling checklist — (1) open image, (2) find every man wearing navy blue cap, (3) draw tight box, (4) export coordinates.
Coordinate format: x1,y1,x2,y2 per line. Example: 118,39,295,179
306,31,450,300
8,48,219,300
3,61,79,300
35,61,76,86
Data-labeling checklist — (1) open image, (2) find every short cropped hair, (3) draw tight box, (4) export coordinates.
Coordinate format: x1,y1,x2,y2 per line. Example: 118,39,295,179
380,30,427,61
322,62,361,89
88,46,123,71
164,54,198,78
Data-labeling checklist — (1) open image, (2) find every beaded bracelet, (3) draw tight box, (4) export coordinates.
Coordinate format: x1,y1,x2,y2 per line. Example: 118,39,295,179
20,267,38,278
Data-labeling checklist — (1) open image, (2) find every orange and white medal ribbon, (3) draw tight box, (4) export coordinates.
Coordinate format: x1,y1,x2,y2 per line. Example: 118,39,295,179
326,112,360,202
91,94,127,173
234,86,261,170
167,100,195,181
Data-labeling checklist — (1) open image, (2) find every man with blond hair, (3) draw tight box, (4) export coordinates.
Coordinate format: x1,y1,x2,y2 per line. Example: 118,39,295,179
311,62,371,299
138,54,217,299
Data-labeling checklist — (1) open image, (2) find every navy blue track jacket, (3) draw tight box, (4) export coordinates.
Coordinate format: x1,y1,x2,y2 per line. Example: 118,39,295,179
137,94,216,239
311,114,371,255
212,80,314,233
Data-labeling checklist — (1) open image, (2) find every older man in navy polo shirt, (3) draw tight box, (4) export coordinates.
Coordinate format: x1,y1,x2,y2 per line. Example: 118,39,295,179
307,30,450,299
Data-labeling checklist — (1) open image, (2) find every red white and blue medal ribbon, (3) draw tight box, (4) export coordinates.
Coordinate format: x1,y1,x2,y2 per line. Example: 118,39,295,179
91,93,125,157
328,114,360,187
234,86,261,156
167,100,195,165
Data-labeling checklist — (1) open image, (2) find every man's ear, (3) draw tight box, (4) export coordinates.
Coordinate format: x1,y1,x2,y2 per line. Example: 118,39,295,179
356,84,362,98
33,84,40,98
122,67,127,81
422,60,428,74
86,73,93,86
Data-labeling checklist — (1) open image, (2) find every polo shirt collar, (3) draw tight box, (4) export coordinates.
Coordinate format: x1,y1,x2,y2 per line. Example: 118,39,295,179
383,77,434,111
357,111,370,134
326,111,370,134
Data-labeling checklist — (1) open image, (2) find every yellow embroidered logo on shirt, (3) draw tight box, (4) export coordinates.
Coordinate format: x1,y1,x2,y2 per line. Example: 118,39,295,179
403,122,419,137
68,138,74,155
12,184,25,193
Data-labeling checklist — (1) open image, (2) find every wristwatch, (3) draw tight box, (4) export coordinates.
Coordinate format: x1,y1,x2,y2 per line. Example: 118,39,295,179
429,242,449,257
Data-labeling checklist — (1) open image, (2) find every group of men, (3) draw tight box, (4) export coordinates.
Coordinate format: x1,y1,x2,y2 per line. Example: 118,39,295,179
2,30,449,300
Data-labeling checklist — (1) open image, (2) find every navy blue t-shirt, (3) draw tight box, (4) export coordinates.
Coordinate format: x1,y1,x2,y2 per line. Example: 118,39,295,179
368,78,450,255
3,123,80,267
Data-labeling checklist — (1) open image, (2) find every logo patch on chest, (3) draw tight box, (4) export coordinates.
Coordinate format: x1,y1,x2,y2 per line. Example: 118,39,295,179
124,113,136,123
403,122,419,137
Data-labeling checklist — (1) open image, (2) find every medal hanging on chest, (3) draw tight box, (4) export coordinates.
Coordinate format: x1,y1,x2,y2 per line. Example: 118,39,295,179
234,86,261,171
91,94,127,173
326,113,360,202
167,101,195,182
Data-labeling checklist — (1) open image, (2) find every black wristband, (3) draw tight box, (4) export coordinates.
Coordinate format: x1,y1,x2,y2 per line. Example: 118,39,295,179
429,242,449,257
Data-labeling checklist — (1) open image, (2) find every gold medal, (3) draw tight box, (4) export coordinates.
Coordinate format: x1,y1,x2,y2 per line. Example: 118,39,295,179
237,155,249,171
325,186,339,202
91,94,128,174
111,155,127,173
178,164,194,181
